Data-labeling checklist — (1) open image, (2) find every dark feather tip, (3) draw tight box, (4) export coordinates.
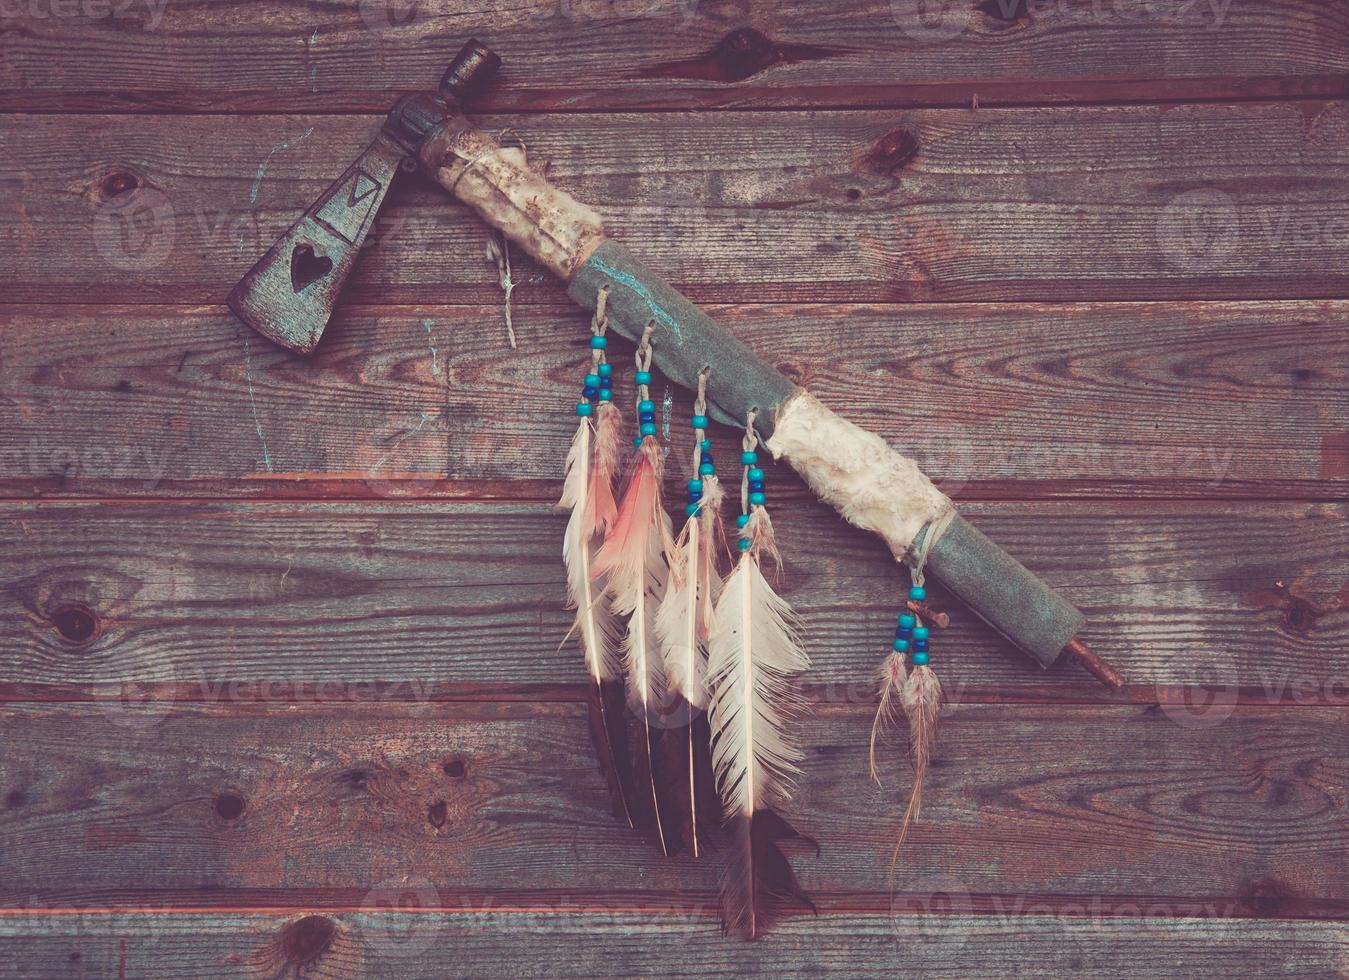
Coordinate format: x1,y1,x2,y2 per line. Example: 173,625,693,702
720,809,818,940
586,678,640,830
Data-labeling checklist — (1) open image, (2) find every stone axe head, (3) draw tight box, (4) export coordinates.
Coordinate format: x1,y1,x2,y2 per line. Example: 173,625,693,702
227,39,500,354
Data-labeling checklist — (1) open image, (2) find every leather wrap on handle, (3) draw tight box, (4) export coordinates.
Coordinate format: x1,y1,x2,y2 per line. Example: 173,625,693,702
422,119,1084,669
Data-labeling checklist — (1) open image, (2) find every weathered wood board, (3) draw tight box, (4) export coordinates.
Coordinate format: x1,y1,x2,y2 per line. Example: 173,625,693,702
1,302,1345,498
2,0,1346,111
0,500,1344,700
1,702,1344,910
4,103,1349,306
0,912,1343,979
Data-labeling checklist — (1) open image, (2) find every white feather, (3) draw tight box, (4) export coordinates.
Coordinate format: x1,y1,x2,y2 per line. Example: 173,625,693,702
707,532,809,819
559,419,621,682
656,477,723,710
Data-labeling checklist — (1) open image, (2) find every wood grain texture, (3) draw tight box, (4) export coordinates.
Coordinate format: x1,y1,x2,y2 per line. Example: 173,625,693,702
1,0,1345,112
1,500,1344,700
0,911,1344,979
1,301,1345,499
5,103,1349,306
0,701,1344,909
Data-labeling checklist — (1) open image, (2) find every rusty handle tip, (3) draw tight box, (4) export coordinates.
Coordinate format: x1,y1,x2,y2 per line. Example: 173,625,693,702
1062,636,1126,692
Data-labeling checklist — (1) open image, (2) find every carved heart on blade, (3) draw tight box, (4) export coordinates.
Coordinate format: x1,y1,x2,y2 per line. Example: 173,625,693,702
290,243,333,292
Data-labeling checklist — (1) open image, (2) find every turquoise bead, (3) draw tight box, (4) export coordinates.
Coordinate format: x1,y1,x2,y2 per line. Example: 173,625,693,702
688,479,703,493
699,462,715,476
748,491,766,506
575,402,592,417
899,613,916,629
590,336,607,350
912,651,929,666
735,513,750,528
892,638,909,652
700,439,712,451
913,626,930,641
740,450,758,465
748,467,764,481
639,399,655,413
691,415,708,429
584,373,600,387
598,390,612,401
738,537,752,551
909,584,927,601
640,421,657,437
635,370,652,384
598,362,613,377
685,503,700,517
633,436,643,448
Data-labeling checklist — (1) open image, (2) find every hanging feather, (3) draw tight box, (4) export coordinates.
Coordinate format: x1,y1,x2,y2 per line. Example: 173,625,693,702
655,369,725,856
872,583,944,870
707,417,815,939
593,324,680,855
559,293,639,828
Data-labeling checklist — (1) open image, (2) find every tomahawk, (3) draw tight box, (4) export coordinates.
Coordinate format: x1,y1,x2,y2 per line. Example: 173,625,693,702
228,40,1124,691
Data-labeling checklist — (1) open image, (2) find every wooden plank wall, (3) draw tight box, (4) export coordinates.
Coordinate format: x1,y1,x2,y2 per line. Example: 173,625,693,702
1,1,1347,975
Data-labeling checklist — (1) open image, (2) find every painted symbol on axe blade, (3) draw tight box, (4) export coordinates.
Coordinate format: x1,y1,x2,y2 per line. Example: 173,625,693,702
227,39,502,354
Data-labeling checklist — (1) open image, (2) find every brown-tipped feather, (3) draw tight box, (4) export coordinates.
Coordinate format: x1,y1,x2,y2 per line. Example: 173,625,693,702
894,663,942,867
586,677,640,829
721,810,818,940
659,714,721,857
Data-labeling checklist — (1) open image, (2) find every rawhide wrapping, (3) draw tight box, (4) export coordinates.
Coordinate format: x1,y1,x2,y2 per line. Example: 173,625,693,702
766,390,953,561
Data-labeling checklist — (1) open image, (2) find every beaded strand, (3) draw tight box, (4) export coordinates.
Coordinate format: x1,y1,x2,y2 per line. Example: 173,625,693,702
574,286,613,416
684,371,716,517
893,583,932,668
632,321,658,447
735,411,766,551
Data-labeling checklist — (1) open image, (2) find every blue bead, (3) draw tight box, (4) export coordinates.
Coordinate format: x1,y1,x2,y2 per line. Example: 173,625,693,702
598,377,612,389
909,585,927,601
738,537,752,551
685,503,700,517
582,386,598,398
914,639,929,653
898,613,916,629
584,373,600,387
740,451,758,465
635,370,652,385
912,651,929,666
748,467,764,481
590,336,607,350
575,402,592,417
691,415,708,429
700,439,712,451
639,412,655,423
638,399,655,413
748,480,765,493
640,422,657,437
598,390,612,401
913,626,930,641
749,491,766,506
688,492,702,503
892,638,909,652
699,462,715,476
735,513,750,528
598,363,612,377
688,479,703,493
